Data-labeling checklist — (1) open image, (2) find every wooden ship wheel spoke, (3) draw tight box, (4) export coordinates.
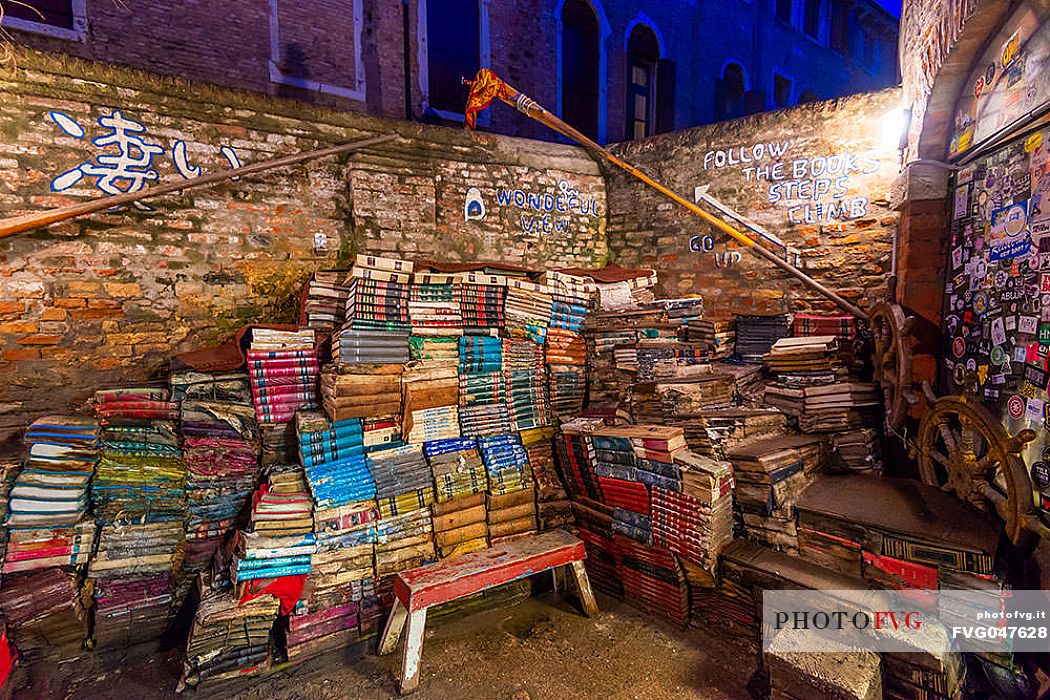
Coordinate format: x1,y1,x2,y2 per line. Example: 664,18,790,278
868,301,916,432
915,390,1040,545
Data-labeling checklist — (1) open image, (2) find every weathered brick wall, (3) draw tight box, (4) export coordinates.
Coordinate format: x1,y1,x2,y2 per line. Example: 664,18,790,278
605,88,901,317
0,50,606,439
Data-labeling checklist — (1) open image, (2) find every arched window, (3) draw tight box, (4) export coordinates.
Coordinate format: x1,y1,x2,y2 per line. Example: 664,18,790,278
798,89,819,104
715,63,746,122
561,0,600,141
625,25,660,140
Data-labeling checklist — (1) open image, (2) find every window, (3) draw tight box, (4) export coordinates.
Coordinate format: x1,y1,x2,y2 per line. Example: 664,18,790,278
775,0,793,24
3,0,74,28
715,63,746,121
773,73,792,108
561,0,600,142
802,0,822,39
0,0,85,40
625,25,660,140
829,0,848,53
425,0,481,114
798,89,819,103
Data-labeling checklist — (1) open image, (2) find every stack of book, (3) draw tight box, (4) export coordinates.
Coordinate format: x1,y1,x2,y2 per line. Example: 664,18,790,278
650,451,735,579
303,269,352,332
502,339,549,432
726,434,824,553
374,506,435,578
177,391,259,589
296,413,374,510
659,298,705,326
426,438,487,503
549,296,587,335
345,255,413,333
93,388,186,524
307,499,377,609
364,419,401,453
798,382,880,433
520,427,571,530
589,428,648,542
284,598,363,664
685,318,735,358
576,525,622,598
410,335,459,361
792,313,859,369
409,283,461,335
486,489,536,545
0,567,87,661
247,329,320,425
367,444,432,509
547,324,587,417
89,520,182,577
655,369,738,417
558,416,606,504
479,433,532,495
235,465,315,583
90,572,174,651
828,428,882,474
765,625,882,700
458,403,513,438
615,534,689,625
504,282,552,343
401,359,460,444
456,279,505,330
180,583,278,690
695,407,788,458
5,416,96,563
431,491,489,558
335,327,411,365
320,364,403,422
458,335,504,406
735,313,790,363
764,336,843,384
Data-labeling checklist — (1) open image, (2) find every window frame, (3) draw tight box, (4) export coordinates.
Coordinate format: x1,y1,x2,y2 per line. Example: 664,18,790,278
800,0,825,43
623,19,663,141
0,0,87,41
715,60,749,122
772,71,794,109
556,0,610,145
417,0,491,123
267,0,367,102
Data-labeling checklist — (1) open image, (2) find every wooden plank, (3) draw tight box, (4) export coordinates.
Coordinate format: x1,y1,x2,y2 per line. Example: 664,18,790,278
398,608,428,694
378,598,408,656
568,560,599,616
393,529,586,611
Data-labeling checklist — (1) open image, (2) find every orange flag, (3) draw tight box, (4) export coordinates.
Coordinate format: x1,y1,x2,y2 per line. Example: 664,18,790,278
464,69,510,130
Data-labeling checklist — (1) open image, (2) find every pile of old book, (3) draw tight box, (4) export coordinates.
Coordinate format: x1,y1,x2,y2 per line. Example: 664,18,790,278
346,255,412,333
374,504,434,579
296,413,374,510
792,312,859,369
176,376,260,591
92,388,186,524
828,428,882,474
685,318,735,358
797,382,880,433
690,407,787,458
368,444,432,512
659,297,705,326
432,490,488,558
591,429,650,543
616,534,690,625
427,438,486,501
321,363,403,422
235,465,315,583
401,360,459,444
521,427,571,530
409,282,461,334
735,313,790,363
504,282,552,342
479,434,532,496
303,270,353,332
248,328,320,464
726,434,823,553
409,335,459,361
503,339,550,431
456,274,506,330
0,567,87,661
654,366,738,418
89,567,175,650
180,582,279,691
458,336,503,405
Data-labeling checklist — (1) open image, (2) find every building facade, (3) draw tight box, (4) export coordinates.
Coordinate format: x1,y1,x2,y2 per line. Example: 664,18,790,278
2,0,898,143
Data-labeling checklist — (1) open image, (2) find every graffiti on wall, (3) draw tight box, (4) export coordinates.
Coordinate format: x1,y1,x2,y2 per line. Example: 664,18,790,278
47,109,242,210
463,179,602,236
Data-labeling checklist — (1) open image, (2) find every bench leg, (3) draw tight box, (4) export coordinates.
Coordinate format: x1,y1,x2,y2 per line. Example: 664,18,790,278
399,608,428,695
568,560,599,617
379,598,408,656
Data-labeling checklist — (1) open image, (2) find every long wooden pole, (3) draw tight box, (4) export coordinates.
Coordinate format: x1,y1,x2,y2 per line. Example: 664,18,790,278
479,78,868,320
0,134,398,240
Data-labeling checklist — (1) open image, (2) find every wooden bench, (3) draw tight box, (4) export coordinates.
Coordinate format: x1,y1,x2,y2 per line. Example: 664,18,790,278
377,528,598,694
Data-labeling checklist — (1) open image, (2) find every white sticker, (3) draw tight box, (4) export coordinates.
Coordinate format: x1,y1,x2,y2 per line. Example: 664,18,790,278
954,186,970,219
991,317,1007,345
1014,346,1028,362
952,246,964,269
1026,398,1045,423
1006,315,1017,331
1020,315,1039,334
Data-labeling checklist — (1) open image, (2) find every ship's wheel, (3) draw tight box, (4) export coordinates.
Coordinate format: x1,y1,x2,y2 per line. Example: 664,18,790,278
914,384,1046,545
868,301,917,432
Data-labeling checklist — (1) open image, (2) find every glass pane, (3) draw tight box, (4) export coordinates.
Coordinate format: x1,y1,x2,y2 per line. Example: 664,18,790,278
634,120,647,140
634,94,648,118
632,64,648,86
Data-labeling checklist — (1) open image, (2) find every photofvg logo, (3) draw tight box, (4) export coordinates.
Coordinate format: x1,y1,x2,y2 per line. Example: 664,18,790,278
762,590,1050,654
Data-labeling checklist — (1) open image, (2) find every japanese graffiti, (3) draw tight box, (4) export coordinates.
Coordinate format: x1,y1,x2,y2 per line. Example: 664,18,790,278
46,109,241,210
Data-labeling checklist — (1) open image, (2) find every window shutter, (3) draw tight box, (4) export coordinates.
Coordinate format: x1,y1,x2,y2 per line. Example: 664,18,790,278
655,59,676,134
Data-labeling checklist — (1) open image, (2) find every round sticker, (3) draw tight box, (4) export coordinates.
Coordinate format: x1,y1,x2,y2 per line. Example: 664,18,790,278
990,345,1006,365
973,292,987,313
1031,462,1050,491
994,270,1008,287
952,337,966,358
1007,394,1026,419
954,364,968,386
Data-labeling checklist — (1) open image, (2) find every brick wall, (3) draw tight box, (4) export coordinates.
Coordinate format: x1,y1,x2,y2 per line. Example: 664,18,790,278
605,88,901,318
0,49,606,439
